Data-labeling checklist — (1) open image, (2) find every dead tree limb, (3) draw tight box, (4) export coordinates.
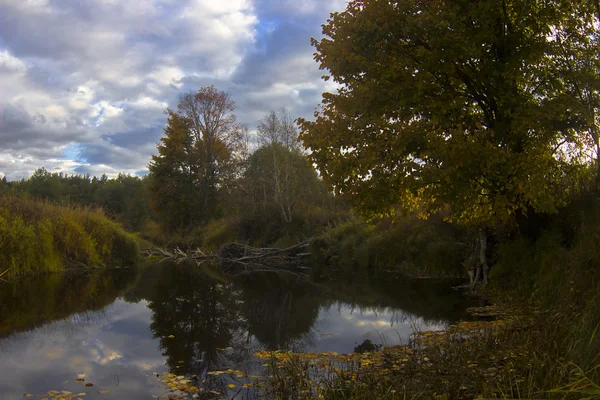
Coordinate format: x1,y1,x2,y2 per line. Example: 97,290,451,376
143,239,313,278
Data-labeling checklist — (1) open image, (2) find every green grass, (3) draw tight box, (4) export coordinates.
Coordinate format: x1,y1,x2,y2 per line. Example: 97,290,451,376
0,194,140,279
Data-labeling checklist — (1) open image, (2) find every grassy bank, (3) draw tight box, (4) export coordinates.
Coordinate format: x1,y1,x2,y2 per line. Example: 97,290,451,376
0,194,140,279
255,305,599,399
141,205,345,251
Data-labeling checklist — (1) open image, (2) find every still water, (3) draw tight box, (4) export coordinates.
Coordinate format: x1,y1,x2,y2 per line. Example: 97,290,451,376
0,264,476,399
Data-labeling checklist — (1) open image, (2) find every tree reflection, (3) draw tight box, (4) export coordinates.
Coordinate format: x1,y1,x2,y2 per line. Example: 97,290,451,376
141,264,478,397
0,268,138,338
238,274,320,352
146,265,244,395
144,267,323,396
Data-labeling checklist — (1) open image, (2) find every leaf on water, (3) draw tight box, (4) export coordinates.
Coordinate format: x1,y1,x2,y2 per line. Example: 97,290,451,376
228,384,236,389
85,383,94,387
168,335,175,339
98,389,110,394
22,394,34,397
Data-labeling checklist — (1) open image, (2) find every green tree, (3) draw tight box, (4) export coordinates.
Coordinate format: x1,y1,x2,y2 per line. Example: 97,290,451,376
148,111,202,230
149,87,243,230
242,143,325,224
0,176,10,195
550,1,600,177
299,0,593,284
93,173,150,231
176,86,244,223
254,109,304,223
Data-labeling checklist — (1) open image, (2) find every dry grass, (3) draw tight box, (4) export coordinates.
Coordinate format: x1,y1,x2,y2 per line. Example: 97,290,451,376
255,306,599,400
0,194,139,278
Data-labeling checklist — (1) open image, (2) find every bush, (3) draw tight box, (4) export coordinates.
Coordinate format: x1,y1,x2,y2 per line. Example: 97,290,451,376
311,215,466,280
0,194,140,279
490,190,600,372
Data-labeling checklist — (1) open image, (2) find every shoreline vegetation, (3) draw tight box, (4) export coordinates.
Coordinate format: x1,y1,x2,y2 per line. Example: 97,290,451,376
0,194,140,279
253,304,599,400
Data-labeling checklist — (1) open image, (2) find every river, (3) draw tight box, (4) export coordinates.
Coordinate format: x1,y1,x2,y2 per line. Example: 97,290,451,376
0,263,478,399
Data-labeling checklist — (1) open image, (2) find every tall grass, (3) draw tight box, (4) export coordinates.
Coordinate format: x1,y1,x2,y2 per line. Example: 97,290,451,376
257,306,600,400
489,192,600,372
0,194,139,279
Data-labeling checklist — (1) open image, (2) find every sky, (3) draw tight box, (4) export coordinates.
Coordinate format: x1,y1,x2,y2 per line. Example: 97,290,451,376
0,0,347,180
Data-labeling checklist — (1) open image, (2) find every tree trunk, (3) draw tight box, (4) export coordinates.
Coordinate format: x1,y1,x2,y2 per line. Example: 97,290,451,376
469,229,489,288
479,229,489,285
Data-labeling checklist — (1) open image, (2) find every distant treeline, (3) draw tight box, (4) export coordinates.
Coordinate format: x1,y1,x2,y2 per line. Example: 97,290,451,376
0,169,152,232
0,101,346,250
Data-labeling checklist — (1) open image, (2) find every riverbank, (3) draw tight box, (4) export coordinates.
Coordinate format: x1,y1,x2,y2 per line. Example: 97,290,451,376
256,304,599,399
0,194,140,279
253,195,600,398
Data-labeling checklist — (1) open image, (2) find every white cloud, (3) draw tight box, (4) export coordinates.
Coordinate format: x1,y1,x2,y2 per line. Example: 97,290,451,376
0,0,346,179
69,86,96,111
0,50,27,74
149,66,185,86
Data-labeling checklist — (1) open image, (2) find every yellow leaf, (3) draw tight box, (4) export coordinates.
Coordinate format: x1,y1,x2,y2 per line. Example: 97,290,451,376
228,384,236,389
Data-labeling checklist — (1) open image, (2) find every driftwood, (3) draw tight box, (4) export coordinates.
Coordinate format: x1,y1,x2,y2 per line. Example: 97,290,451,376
144,240,312,278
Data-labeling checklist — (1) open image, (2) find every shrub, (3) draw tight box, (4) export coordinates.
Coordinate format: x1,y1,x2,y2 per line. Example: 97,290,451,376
311,216,465,281
490,190,600,373
0,194,139,279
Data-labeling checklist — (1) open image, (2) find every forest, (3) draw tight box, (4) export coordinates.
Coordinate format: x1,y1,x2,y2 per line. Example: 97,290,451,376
2,0,600,398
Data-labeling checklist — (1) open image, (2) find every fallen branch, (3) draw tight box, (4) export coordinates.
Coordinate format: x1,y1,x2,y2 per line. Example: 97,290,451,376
143,240,313,278
0,269,9,283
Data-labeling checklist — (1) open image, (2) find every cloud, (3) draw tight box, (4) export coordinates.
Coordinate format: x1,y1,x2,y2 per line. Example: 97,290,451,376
0,0,347,179
0,50,27,74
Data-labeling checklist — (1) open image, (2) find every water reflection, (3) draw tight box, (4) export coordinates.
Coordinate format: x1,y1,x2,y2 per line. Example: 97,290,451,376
0,268,138,339
146,266,247,396
0,264,477,399
238,274,321,352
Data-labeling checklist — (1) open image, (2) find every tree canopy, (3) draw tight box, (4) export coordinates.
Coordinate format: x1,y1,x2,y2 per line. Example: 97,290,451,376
148,87,244,229
299,0,597,227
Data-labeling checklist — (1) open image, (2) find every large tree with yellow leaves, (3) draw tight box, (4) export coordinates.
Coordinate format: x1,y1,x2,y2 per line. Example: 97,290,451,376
299,0,597,284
